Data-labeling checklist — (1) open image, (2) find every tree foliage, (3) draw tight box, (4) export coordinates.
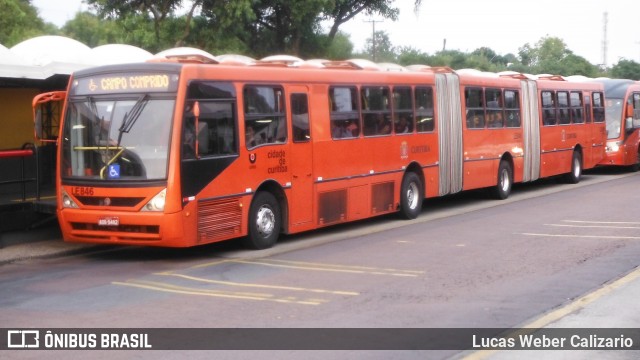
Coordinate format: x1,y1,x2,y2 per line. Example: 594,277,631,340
0,0,48,46
610,59,640,80
9,0,636,80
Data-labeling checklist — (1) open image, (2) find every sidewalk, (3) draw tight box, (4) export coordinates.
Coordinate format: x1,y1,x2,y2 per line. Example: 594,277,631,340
0,224,99,264
458,266,640,359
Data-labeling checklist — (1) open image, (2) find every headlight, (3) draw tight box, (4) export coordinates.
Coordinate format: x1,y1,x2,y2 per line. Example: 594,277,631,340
61,189,79,208
606,141,621,153
142,188,166,212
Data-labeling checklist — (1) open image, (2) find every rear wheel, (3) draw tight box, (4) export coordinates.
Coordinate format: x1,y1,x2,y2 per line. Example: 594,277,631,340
564,151,582,184
243,191,281,250
399,172,423,219
491,160,512,200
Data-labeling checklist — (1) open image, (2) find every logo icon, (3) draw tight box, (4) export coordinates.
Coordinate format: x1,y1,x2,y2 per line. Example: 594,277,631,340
7,330,39,348
400,141,409,160
108,164,121,179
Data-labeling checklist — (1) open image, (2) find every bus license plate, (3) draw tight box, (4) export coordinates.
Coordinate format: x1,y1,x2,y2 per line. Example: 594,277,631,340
98,217,119,226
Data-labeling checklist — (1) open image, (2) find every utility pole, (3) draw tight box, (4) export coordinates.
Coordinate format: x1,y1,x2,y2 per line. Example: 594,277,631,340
602,12,608,68
364,19,382,61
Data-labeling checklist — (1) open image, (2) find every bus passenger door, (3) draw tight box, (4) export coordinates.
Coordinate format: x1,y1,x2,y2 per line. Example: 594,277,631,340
289,89,314,229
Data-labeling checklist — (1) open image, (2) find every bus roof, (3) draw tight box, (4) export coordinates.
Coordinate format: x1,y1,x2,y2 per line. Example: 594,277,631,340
594,78,637,98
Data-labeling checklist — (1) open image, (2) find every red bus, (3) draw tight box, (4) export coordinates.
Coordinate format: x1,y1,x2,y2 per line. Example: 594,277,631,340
32,57,606,249
593,78,640,170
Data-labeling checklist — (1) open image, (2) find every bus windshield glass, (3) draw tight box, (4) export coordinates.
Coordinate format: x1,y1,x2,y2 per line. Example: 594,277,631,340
61,96,175,181
605,98,623,139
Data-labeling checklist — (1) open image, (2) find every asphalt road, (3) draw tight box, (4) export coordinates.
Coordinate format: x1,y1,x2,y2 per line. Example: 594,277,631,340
1,168,639,359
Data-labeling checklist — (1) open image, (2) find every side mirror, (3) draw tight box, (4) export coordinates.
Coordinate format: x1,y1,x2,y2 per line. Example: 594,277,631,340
32,91,66,143
193,101,200,158
626,103,634,119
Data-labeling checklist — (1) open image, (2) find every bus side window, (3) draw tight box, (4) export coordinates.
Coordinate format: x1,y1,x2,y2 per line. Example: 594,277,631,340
392,86,414,134
542,91,557,126
557,91,571,125
571,92,584,124
634,93,640,120
362,86,391,136
184,81,238,159
291,93,310,142
592,92,605,123
485,88,504,128
244,85,287,147
504,90,521,127
329,86,360,139
415,87,435,132
465,87,485,129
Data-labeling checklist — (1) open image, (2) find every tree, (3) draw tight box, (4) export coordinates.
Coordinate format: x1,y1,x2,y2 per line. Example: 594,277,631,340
323,32,354,60
325,0,398,41
517,36,598,76
0,0,47,46
62,12,118,47
609,59,640,80
87,0,207,48
396,46,429,66
363,30,395,62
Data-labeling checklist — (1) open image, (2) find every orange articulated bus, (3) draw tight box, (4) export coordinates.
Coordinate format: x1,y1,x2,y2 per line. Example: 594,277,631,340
32,56,607,249
593,78,640,170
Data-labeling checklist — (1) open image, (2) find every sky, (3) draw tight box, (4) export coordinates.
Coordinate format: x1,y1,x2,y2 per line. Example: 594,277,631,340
32,0,640,67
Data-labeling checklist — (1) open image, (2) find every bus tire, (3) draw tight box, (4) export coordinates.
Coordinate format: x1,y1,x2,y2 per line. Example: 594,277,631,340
243,191,281,250
492,160,512,200
564,151,582,184
399,172,423,220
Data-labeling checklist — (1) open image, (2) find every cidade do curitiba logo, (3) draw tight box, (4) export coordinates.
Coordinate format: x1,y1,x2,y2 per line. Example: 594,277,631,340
5,330,152,350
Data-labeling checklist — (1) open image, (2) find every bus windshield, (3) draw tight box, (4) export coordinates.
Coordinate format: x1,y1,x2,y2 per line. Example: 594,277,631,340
605,98,623,139
61,96,175,181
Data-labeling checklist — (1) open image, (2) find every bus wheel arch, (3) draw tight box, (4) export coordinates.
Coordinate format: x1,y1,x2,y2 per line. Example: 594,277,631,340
399,164,424,220
630,146,640,172
243,181,287,250
491,154,514,200
564,147,583,184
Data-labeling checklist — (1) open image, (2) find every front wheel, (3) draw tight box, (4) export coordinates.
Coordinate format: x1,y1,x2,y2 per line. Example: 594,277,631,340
564,151,582,184
491,160,513,200
243,192,281,250
399,172,423,219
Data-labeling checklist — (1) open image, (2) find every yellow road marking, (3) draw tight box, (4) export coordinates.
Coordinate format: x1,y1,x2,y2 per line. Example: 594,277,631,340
229,258,424,277
154,272,359,296
112,280,325,305
462,267,640,359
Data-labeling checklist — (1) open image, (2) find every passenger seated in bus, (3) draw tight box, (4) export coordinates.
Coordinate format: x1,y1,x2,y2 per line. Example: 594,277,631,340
375,114,391,135
364,113,390,135
487,111,503,128
467,113,484,128
246,125,258,148
333,120,358,138
395,115,410,133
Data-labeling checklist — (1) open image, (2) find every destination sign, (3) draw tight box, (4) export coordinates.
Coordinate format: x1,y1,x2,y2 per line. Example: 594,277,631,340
72,72,179,95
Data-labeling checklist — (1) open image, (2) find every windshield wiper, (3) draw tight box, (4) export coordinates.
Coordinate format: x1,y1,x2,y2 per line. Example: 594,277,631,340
116,94,149,148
